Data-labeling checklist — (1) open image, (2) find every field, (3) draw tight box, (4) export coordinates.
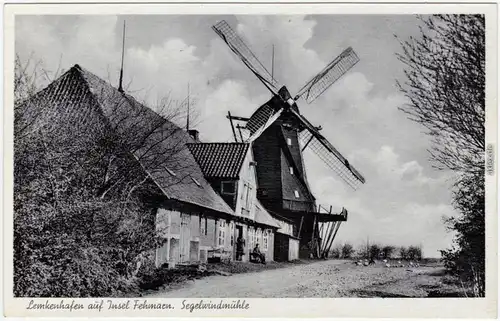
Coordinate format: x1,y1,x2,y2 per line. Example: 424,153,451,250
144,258,467,298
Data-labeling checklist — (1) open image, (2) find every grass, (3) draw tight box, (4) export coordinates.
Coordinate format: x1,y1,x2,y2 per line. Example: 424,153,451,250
207,259,311,275
137,259,315,296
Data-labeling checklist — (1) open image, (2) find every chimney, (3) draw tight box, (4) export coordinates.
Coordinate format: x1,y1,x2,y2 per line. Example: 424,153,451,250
188,129,199,141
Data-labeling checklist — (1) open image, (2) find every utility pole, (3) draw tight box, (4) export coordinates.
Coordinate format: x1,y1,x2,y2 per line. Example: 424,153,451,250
186,83,190,131
366,236,370,260
271,44,275,82
118,20,126,93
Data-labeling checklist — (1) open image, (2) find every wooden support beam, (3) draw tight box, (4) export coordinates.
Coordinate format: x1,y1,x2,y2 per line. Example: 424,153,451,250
236,124,244,142
298,215,304,238
227,111,238,142
321,222,333,257
226,115,250,122
316,222,321,258
319,221,332,253
321,222,335,257
311,215,318,258
318,222,324,239
311,215,317,242
301,135,314,152
324,221,342,257
322,221,338,258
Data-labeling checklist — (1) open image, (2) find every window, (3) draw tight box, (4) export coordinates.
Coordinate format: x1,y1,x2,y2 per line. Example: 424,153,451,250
289,167,294,175
241,183,247,200
287,138,292,145
263,230,269,251
294,190,300,198
230,222,235,246
221,181,236,195
245,185,252,209
200,216,207,236
191,176,202,187
249,228,254,249
218,220,226,246
256,229,262,246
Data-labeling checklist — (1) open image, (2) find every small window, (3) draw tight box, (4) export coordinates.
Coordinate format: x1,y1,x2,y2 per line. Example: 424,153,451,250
221,181,236,195
287,138,292,145
191,176,202,187
218,220,226,246
245,185,252,209
230,222,235,246
241,183,247,200
294,190,300,198
289,167,294,175
200,216,207,236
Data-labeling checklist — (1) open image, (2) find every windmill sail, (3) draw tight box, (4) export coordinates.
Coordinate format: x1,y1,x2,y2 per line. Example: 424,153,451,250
295,47,360,104
212,20,280,96
246,104,276,135
247,108,284,142
290,109,365,189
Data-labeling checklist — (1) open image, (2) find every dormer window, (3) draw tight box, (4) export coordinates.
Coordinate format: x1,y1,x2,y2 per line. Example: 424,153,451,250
191,176,202,187
221,181,236,195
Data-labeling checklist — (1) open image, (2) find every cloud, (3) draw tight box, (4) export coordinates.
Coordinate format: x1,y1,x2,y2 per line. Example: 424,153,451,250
312,145,456,256
14,14,458,257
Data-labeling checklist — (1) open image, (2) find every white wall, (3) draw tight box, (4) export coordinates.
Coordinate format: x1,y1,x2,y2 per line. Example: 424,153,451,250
155,208,202,267
235,147,257,221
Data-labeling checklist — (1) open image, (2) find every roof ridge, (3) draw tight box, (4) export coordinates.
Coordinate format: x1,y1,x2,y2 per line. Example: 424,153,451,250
187,142,249,145
27,62,234,215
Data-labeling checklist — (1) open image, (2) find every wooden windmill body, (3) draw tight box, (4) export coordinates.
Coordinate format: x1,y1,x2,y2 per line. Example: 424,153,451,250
213,20,366,259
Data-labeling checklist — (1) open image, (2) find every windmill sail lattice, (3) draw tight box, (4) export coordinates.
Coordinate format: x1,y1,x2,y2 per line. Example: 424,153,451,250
246,104,276,135
299,130,363,190
291,108,365,189
212,19,365,191
295,47,360,104
212,20,280,95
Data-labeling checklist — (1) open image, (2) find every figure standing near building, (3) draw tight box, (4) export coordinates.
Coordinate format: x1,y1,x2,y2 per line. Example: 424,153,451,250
236,234,245,261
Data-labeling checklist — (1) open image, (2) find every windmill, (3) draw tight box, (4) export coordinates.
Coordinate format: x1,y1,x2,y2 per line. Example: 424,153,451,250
213,20,365,259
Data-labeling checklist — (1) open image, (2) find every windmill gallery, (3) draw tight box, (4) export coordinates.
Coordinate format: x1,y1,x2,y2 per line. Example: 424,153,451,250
17,20,365,269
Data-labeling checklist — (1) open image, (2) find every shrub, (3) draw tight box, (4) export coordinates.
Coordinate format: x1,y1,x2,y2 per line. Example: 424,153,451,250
407,245,422,261
329,245,341,259
382,245,395,259
341,243,355,259
369,244,381,260
399,247,408,260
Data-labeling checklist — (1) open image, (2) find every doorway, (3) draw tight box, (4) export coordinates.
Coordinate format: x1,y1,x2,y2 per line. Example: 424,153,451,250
235,225,244,261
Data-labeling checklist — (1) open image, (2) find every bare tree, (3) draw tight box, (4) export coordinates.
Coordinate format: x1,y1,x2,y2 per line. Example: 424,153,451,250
13,57,197,297
396,15,485,174
396,14,485,297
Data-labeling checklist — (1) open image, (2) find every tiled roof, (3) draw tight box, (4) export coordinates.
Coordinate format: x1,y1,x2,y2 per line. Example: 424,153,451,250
187,143,249,179
254,200,280,228
19,64,234,215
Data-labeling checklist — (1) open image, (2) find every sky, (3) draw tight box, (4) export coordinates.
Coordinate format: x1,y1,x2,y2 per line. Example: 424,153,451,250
15,14,458,257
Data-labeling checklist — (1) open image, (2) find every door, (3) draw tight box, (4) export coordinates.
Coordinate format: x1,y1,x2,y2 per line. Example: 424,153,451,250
180,213,191,263
235,225,244,261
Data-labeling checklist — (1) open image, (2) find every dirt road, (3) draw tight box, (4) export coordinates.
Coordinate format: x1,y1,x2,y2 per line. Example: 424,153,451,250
149,260,451,298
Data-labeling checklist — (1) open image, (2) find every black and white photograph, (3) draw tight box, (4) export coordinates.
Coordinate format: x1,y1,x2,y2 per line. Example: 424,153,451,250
3,3,497,317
